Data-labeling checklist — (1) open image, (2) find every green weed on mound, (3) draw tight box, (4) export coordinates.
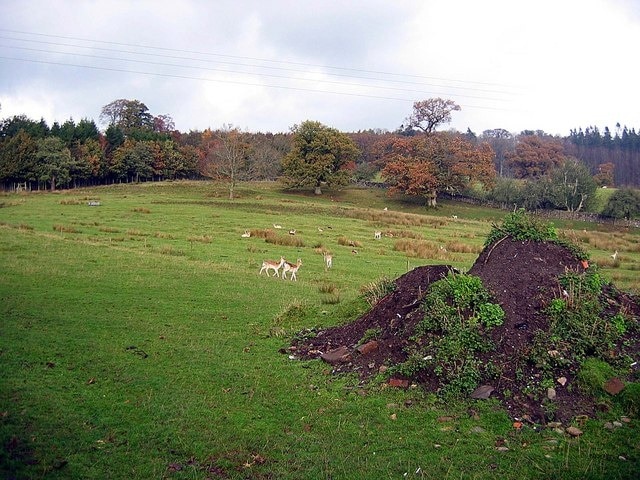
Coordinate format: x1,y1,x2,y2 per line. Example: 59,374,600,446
485,209,588,260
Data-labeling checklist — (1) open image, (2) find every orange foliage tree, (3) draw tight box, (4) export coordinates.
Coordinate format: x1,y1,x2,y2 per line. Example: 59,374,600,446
381,133,496,207
505,135,566,178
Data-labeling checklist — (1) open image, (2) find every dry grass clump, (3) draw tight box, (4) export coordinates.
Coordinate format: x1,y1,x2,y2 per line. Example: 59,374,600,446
339,208,447,228
127,229,148,237
18,223,34,231
133,207,151,214
393,238,449,259
155,231,176,239
318,282,338,295
53,224,81,233
265,231,305,247
337,236,362,248
444,241,482,254
382,229,423,239
187,235,212,243
59,199,83,205
99,226,121,233
158,245,184,256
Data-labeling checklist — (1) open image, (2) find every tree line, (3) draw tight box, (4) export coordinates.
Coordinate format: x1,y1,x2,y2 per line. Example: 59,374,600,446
1,97,638,219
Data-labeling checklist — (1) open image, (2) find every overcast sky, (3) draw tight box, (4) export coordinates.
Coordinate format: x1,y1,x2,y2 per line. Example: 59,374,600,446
1,0,638,136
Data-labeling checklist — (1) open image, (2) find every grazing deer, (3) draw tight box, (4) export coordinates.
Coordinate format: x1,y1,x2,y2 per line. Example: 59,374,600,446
282,258,303,281
289,229,296,235
374,231,382,240
241,230,251,238
323,252,333,269
273,224,282,229
260,256,286,277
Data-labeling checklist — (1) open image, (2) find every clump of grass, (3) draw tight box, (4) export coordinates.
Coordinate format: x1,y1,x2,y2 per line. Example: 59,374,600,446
59,199,83,205
360,276,395,306
382,229,423,239
337,236,362,248
133,207,151,214
445,241,482,254
318,282,338,295
158,245,184,256
270,299,310,336
393,239,444,258
265,232,305,247
127,229,148,237
99,226,121,233
154,231,176,239
321,293,341,305
53,224,81,233
187,235,212,243
18,223,34,231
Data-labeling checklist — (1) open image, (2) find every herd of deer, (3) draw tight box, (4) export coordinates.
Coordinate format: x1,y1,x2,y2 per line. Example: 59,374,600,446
255,229,388,281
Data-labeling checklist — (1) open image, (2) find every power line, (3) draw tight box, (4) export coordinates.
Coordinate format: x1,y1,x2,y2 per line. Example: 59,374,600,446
0,55,514,112
0,43,512,103
0,28,523,93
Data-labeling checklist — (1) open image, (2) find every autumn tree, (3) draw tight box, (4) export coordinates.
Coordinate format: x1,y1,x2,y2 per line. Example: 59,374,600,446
593,162,615,187
203,126,252,199
381,133,496,207
403,98,461,134
505,135,566,178
281,120,359,195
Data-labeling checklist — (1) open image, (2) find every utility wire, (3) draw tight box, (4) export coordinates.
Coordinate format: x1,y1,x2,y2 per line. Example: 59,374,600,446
0,43,512,103
0,55,514,112
0,28,523,92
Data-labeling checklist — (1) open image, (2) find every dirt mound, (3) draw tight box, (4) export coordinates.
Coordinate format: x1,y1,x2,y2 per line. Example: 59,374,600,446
291,238,640,423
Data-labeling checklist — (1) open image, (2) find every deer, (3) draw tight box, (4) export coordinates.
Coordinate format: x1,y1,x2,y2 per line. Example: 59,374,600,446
241,230,251,238
323,252,333,269
259,256,286,277
374,231,382,240
282,258,303,281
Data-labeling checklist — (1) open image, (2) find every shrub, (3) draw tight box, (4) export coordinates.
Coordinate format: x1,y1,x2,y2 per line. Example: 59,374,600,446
485,209,588,260
398,273,505,398
360,276,395,306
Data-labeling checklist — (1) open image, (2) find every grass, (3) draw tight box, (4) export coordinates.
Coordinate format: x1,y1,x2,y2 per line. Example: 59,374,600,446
1,180,639,479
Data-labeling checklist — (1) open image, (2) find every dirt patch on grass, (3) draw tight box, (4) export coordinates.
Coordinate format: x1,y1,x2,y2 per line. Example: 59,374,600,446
291,238,640,423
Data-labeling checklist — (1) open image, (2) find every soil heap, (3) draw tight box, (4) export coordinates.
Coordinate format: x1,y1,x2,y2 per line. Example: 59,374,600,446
291,237,640,423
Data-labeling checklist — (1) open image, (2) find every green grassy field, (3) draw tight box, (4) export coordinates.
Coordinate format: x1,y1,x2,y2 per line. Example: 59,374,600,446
1,181,639,479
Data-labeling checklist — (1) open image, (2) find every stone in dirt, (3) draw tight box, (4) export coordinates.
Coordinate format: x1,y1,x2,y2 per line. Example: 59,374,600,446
603,378,625,395
566,426,583,437
388,378,409,388
356,340,379,356
470,385,495,399
320,346,351,365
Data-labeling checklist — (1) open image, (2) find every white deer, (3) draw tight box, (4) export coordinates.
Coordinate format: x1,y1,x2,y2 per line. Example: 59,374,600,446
259,256,286,277
611,250,618,261
273,224,282,229
282,258,303,281
241,230,251,238
323,252,333,269
374,231,382,240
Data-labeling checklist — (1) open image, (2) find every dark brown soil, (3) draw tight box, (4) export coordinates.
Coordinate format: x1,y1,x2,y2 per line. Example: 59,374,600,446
290,238,640,423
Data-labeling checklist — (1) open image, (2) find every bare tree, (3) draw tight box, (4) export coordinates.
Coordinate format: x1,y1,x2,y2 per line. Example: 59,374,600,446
203,125,251,199
405,98,461,134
